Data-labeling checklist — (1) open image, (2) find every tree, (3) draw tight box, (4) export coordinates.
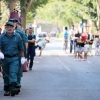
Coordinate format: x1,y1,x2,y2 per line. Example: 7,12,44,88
36,0,87,27
20,0,50,29
2,0,17,12
2,0,50,29
72,0,97,29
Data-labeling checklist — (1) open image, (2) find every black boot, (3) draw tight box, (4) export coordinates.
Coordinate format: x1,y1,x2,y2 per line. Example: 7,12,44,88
4,91,10,96
16,86,21,95
4,85,10,96
10,82,18,96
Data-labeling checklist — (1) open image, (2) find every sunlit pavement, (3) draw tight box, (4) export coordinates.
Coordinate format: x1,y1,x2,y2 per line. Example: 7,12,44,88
0,38,100,100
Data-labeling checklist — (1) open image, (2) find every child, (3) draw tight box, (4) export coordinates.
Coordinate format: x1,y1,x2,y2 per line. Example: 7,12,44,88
36,37,49,57
74,38,81,60
79,38,85,60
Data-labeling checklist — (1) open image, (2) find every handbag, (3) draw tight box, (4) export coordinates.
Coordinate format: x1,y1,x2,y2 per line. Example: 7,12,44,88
22,61,28,72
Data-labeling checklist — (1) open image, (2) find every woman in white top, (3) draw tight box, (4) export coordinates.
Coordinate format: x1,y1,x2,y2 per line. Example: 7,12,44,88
83,40,89,61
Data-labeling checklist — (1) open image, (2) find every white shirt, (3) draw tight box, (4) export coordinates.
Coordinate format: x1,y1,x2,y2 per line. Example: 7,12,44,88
37,38,46,49
69,29,76,40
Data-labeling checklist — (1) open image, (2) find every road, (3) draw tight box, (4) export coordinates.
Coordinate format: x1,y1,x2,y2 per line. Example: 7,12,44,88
0,38,100,100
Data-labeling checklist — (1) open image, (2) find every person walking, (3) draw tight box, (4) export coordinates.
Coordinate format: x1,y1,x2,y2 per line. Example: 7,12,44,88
63,27,69,53
87,30,94,56
83,40,89,61
27,27,36,70
9,19,28,94
0,22,25,96
69,25,76,54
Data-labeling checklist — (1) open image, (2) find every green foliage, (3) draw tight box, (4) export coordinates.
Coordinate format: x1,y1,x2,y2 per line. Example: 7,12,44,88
72,0,97,21
35,0,97,27
1,0,98,28
26,0,50,24
36,0,85,26
20,0,27,9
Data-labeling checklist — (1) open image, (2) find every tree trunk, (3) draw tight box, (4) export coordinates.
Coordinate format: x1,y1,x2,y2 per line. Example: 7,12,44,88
93,21,98,29
20,8,26,29
96,0,100,29
20,0,34,29
9,0,16,12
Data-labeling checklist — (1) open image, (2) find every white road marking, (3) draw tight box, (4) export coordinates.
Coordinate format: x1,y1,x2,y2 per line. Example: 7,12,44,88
56,58,71,71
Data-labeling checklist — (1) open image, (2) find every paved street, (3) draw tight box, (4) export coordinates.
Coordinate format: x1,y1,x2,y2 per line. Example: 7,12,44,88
0,38,100,100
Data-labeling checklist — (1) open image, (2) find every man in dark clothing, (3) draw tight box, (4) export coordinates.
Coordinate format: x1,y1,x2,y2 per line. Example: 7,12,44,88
27,28,36,70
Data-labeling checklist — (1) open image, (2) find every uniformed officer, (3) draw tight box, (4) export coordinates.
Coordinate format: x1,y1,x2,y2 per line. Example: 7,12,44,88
9,19,28,94
27,27,36,70
0,22,26,96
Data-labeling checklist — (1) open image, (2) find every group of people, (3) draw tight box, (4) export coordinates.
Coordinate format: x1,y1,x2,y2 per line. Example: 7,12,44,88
63,25,100,61
0,18,49,97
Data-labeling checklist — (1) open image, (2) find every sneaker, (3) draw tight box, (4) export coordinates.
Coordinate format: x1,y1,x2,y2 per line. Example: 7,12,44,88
4,91,10,96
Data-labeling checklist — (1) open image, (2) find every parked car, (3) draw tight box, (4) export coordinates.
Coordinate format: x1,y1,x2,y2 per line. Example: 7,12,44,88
50,31,56,37
38,32,47,38
36,32,48,42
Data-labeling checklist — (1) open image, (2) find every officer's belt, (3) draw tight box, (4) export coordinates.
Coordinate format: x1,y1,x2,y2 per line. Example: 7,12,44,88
4,54,18,58
28,46,35,48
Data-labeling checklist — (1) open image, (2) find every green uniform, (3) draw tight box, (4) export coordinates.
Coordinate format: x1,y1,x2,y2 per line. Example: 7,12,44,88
15,27,28,87
0,32,24,86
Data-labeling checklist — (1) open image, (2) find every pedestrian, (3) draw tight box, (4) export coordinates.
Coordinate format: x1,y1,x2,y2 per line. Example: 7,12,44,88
0,22,26,96
88,39,94,56
15,21,28,93
74,29,81,54
36,37,49,57
74,38,82,60
87,30,94,56
27,27,36,70
69,25,76,54
95,38,100,55
63,27,69,53
83,40,89,61
9,19,28,94
79,38,85,60
25,29,29,35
